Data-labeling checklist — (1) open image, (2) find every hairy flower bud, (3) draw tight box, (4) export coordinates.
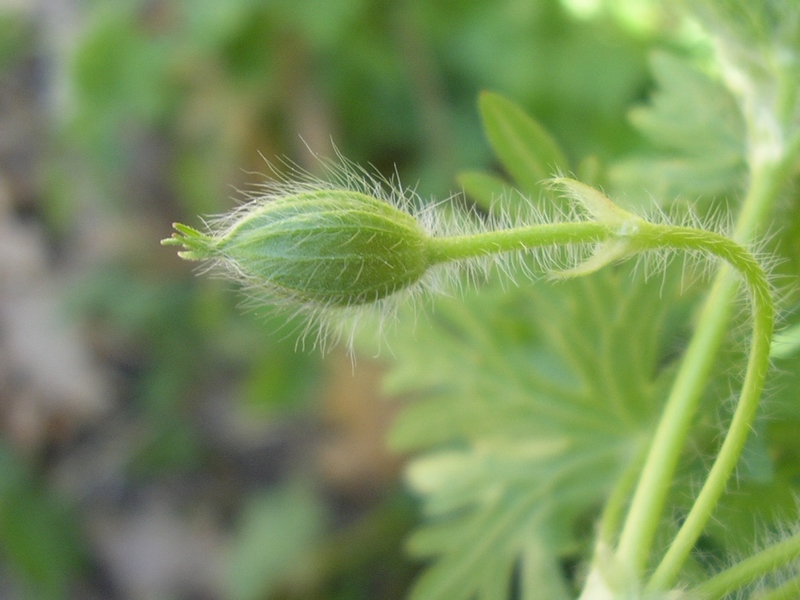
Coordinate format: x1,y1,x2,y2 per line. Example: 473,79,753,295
163,189,435,308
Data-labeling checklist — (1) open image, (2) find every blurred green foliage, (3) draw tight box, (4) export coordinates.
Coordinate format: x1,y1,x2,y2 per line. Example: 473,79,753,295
0,448,86,600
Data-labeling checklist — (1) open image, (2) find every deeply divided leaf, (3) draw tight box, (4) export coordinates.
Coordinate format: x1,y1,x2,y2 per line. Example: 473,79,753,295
610,52,746,200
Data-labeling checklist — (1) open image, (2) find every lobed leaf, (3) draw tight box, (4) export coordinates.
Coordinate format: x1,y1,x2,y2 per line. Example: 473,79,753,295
610,52,746,200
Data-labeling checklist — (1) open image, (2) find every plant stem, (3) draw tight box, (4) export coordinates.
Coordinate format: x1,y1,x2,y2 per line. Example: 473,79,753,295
610,17,800,568
614,265,737,572
688,532,800,600
427,222,609,264
642,226,775,591
642,155,796,591
615,147,796,582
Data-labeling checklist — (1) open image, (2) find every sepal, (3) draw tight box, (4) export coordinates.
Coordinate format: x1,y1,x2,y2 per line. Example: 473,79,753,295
549,178,644,278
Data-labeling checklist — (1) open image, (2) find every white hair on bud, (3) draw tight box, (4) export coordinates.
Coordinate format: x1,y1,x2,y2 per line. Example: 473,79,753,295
190,148,482,356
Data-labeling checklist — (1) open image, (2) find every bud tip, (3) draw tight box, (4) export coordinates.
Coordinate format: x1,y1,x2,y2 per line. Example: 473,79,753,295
161,222,214,259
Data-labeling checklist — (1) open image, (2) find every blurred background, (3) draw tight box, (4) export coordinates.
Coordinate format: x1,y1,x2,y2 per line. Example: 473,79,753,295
0,0,680,598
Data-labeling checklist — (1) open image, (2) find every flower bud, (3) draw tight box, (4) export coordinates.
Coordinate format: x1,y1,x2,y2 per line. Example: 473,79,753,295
163,190,435,308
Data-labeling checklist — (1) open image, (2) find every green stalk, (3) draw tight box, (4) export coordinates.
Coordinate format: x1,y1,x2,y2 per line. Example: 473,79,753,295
614,264,737,572
641,152,797,591
427,221,609,264
688,532,800,600
615,148,798,583
643,240,773,591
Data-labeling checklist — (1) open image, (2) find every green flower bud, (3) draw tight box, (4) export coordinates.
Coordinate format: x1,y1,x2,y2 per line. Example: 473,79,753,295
162,189,435,308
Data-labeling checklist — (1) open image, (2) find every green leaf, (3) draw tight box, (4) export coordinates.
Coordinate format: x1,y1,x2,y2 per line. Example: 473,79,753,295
384,265,690,598
478,91,569,197
609,154,744,201
705,475,799,557
692,0,800,54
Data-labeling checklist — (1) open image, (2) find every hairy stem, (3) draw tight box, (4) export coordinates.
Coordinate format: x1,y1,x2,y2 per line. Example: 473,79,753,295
616,151,797,583
688,532,800,600
642,247,772,592
427,221,609,264
614,266,738,572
